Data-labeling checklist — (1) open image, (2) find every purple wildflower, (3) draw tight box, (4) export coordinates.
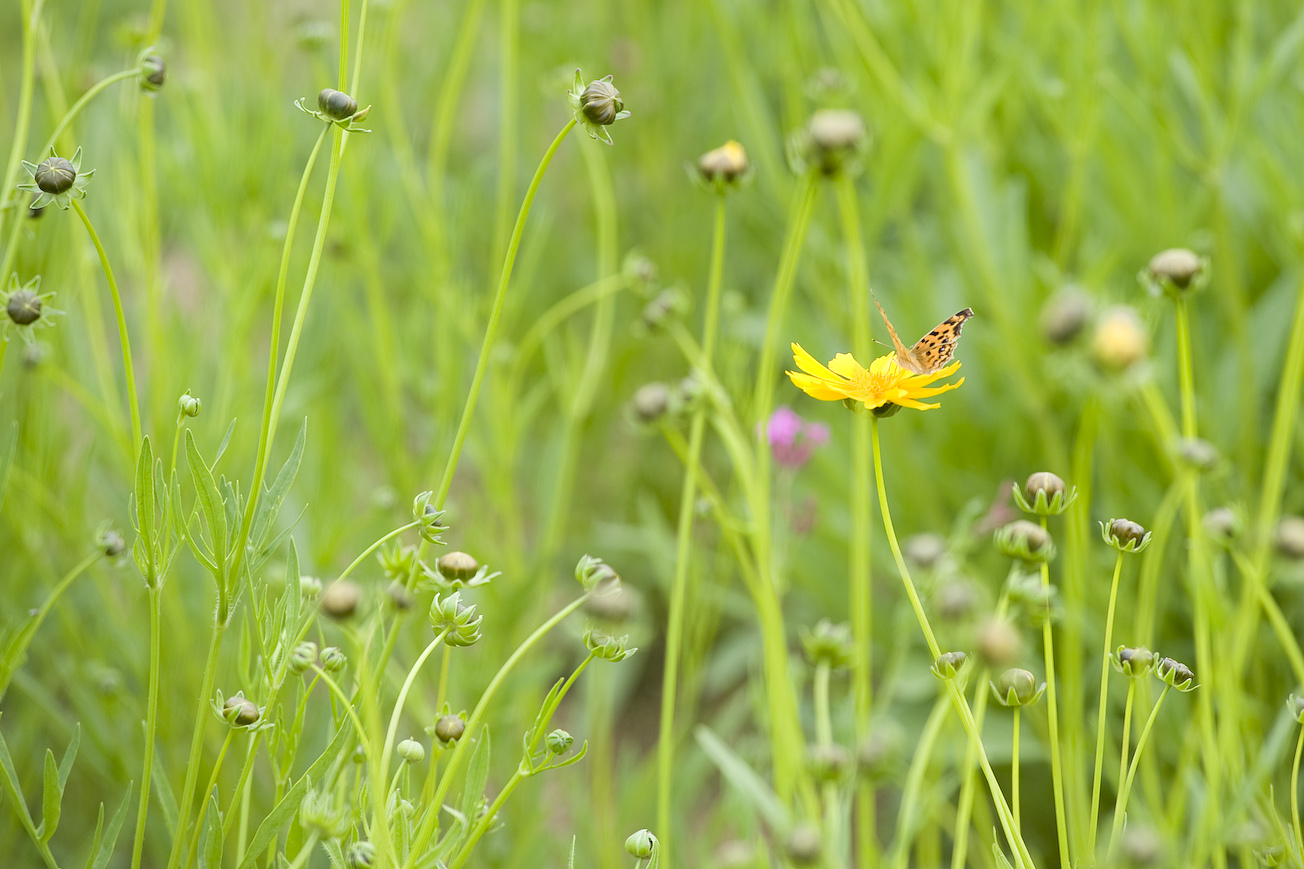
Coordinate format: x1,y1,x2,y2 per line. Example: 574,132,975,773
762,406,829,470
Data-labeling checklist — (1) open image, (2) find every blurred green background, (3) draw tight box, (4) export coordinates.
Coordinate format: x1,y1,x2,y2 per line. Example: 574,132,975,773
4,0,1304,866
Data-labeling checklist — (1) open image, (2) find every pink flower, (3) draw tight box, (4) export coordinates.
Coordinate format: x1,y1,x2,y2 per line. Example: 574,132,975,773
762,406,829,470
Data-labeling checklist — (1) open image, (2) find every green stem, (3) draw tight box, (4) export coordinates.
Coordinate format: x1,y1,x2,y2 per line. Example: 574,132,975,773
1088,554,1124,852
1039,518,1071,869
0,0,43,246
129,586,163,869
657,194,728,857
183,728,237,867
164,622,227,869
70,198,141,451
0,550,102,699
835,171,878,869
1012,707,1021,830
1254,272,1304,570
1108,684,1171,858
309,665,371,748
890,693,950,869
378,632,447,789
1174,298,1198,440
435,118,576,508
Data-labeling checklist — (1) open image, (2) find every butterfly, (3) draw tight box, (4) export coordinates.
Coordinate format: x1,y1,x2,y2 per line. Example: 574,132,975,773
872,293,974,375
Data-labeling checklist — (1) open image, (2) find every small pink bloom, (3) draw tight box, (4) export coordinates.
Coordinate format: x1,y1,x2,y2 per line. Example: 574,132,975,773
760,406,829,469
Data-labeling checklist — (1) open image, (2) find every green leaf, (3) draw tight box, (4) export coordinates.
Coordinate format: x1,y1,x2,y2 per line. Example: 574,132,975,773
0,720,35,827
89,782,133,869
0,420,17,513
991,843,1016,869
237,723,352,869
250,420,306,553
200,790,223,869
694,726,789,833
213,418,237,466
134,436,156,576
39,748,60,843
150,736,178,839
57,724,80,791
460,727,491,827
186,429,229,567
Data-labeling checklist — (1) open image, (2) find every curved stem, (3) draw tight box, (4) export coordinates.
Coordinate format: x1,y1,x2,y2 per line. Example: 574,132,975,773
70,198,141,451
1108,684,1171,858
657,194,727,857
379,632,447,785
183,728,237,867
0,0,43,246
129,586,163,869
435,118,576,508
1293,725,1304,863
1039,518,1071,868
1089,554,1125,852
338,521,421,584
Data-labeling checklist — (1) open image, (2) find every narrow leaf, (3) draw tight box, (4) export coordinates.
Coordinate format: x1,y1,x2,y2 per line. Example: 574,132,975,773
201,790,223,869
213,418,237,466
460,727,491,824
135,436,156,553
57,724,80,791
89,782,134,869
83,801,105,869
186,430,229,567
149,738,178,838
39,748,60,842
0,721,34,826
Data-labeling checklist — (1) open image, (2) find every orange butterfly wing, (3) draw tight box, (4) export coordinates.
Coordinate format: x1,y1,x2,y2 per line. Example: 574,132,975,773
872,294,974,375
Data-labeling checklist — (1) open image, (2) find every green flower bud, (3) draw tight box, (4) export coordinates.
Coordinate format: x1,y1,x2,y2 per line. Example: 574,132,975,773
1145,248,1206,296
318,88,359,121
1288,694,1304,725
784,824,823,865
584,627,637,663
430,592,483,647
1040,286,1091,345
568,70,633,145
931,650,969,681
320,646,347,672
222,694,261,727
990,668,1045,707
625,829,657,859
437,551,479,581
975,617,1023,669
1111,645,1155,678
801,620,853,671
1156,656,1197,691
289,641,318,674
20,148,93,210
632,382,672,424
1012,472,1077,516
1101,518,1152,554
411,491,447,544
320,580,361,618
138,53,166,92
345,841,377,868
585,582,635,623
800,109,868,176
300,575,323,598
299,789,349,838
178,390,201,418
575,554,619,591
34,157,76,195
397,737,425,764
433,714,466,745
994,519,1056,563
7,290,41,326
98,525,126,558
545,729,574,755
807,743,850,784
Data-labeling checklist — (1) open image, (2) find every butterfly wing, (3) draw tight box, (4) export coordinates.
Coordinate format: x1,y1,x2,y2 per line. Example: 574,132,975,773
872,293,922,372
908,308,975,374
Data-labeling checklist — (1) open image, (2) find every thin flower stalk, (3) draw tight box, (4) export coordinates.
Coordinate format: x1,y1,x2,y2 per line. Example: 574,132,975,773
1039,516,1072,868
889,694,950,869
1088,552,1125,850
657,194,728,856
1292,722,1304,863
1107,684,1172,859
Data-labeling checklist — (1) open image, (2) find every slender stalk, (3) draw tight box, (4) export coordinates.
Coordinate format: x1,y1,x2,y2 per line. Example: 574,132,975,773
1293,724,1304,863
164,622,228,869
70,199,141,451
1088,554,1125,851
379,632,447,786
835,171,878,869
1108,684,1172,858
657,194,728,857
0,0,44,246
812,662,840,857
1012,707,1021,830
435,118,577,508
1254,272,1304,569
183,728,237,867
890,694,950,869
129,586,163,869
1039,518,1071,869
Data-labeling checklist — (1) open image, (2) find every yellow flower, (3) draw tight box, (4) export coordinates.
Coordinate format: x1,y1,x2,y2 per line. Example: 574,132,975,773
786,343,964,411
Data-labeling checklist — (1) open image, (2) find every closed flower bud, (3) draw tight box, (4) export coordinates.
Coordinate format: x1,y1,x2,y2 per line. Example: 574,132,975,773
223,694,261,727
320,580,361,618
178,390,201,418
807,743,850,783
138,53,166,92
1156,656,1197,691
411,491,447,544
584,627,637,662
1012,471,1076,516
545,729,574,755
98,526,126,558
1040,286,1091,345
289,641,318,674
1146,248,1205,295
433,713,466,745
801,619,853,670
299,575,323,598
639,288,682,331
575,554,620,591
1288,694,1304,725
34,157,76,195
1203,507,1240,544
697,140,749,189
320,646,347,672
580,79,624,125
1091,306,1148,372
1112,645,1155,678
1177,437,1219,472
345,841,377,869
1102,518,1152,553
7,290,42,326
397,737,425,764
990,668,1045,707
429,592,483,646
625,829,657,859
994,519,1056,563
585,582,634,623
631,382,672,423
903,533,946,569
931,650,969,681
801,109,867,176
784,824,823,865
437,551,479,581
934,580,979,622
1275,516,1304,560
975,617,1022,669
318,88,359,121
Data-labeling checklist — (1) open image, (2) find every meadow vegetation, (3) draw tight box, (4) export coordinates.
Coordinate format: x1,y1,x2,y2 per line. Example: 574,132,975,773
4,1,1304,867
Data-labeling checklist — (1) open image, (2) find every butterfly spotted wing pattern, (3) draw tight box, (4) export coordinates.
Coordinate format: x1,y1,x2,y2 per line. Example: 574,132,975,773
872,295,974,375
